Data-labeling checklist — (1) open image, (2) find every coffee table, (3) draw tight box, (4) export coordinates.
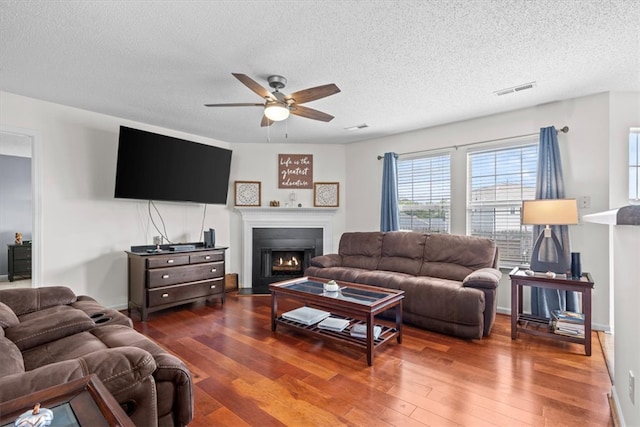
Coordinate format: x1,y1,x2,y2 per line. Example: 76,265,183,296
269,276,404,366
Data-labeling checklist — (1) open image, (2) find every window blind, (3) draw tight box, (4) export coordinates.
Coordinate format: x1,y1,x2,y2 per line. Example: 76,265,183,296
467,143,538,267
398,153,451,233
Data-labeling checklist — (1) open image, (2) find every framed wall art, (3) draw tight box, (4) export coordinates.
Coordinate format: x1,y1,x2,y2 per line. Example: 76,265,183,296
313,182,339,207
234,181,261,206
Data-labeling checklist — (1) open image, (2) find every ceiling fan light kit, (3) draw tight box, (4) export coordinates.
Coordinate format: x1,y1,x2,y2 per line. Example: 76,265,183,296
264,101,290,121
205,73,340,127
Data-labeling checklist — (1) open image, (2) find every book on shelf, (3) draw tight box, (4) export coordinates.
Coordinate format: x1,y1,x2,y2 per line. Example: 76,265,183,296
551,310,584,323
317,317,350,332
282,307,331,326
553,327,585,338
350,323,382,339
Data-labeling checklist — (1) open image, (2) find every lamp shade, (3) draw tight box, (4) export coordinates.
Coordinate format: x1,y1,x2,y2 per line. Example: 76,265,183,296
264,102,290,121
522,199,578,225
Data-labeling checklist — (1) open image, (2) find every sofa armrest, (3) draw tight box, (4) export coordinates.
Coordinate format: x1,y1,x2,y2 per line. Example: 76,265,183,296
310,254,342,268
462,268,502,289
0,347,156,403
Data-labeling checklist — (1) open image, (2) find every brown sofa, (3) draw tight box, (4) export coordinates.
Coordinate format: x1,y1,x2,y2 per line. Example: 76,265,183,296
0,286,193,427
305,231,502,339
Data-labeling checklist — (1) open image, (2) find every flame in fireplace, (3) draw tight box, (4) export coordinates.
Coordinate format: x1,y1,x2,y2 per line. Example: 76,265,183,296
277,256,299,266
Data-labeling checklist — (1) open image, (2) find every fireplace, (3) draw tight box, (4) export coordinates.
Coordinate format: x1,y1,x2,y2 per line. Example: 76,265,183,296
252,228,323,286
238,207,337,289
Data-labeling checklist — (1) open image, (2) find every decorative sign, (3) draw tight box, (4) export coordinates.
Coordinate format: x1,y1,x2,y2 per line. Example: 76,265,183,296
278,154,313,189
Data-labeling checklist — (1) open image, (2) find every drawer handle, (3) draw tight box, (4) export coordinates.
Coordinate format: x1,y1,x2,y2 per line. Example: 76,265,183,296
210,284,216,289
162,274,169,279
205,255,211,260
211,268,217,272
162,293,169,298
167,259,174,264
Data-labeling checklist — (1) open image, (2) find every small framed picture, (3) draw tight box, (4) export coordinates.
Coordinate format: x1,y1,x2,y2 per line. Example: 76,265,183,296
234,181,261,206
313,182,339,207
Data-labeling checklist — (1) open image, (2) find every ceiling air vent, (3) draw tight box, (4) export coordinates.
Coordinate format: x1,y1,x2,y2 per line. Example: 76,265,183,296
344,123,369,131
494,81,537,96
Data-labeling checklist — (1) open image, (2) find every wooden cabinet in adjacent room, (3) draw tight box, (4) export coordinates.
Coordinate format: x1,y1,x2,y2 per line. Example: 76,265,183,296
127,247,227,321
8,243,32,282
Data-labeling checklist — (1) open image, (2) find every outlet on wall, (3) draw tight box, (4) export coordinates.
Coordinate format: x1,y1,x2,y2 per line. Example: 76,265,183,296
630,371,636,405
579,196,591,209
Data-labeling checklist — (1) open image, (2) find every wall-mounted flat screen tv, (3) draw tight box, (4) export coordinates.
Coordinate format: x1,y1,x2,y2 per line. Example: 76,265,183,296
114,126,232,204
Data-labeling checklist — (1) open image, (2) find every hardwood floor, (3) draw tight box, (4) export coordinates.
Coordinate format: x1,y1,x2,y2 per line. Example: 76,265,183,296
131,294,613,426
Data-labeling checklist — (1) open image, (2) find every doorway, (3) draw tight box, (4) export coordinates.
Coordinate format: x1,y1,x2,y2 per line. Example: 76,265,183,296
0,126,41,288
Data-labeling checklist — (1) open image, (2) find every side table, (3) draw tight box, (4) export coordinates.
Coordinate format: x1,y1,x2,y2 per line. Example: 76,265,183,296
509,267,594,356
0,374,134,427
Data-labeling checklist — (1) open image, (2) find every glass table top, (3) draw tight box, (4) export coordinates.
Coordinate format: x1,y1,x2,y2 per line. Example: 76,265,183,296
280,280,391,306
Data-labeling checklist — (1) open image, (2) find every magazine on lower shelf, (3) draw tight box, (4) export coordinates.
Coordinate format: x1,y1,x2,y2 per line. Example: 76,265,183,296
350,323,382,339
317,317,351,332
282,307,331,326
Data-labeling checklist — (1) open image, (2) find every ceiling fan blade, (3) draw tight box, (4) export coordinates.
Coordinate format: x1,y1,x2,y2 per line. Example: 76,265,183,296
260,115,274,127
204,103,264,107
232,73,275,101
286,84,340,104
290,105,334,122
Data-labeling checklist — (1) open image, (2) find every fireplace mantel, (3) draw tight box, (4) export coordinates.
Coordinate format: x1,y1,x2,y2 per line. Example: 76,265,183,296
237,207,337,288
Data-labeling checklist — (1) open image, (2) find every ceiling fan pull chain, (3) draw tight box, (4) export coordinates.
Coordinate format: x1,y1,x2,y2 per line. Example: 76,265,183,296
285,118,288,139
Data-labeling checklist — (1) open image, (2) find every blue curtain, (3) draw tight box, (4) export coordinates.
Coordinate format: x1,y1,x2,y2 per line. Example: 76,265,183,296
380,152,399,231
531,126,579,317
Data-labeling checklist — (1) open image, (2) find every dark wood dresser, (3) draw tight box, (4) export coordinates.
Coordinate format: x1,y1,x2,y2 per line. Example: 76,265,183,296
127,245,227,321
7,243,32,282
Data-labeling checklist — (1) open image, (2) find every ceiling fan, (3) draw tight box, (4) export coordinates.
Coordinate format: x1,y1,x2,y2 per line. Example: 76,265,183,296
205,73,340,127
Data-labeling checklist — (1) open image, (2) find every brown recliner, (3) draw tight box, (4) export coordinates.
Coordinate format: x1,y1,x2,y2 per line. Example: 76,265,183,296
0,286,193,427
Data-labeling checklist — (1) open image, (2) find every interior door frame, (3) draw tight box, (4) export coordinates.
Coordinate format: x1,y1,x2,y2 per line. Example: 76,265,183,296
0,125,41,287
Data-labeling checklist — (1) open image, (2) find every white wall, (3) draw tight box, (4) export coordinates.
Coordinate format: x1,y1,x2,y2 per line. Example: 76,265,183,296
344,92,616,330
0,91,232,308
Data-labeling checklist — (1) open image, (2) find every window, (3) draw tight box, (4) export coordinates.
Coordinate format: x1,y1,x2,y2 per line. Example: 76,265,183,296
630,130,639,202
467,143,537,267
398,153,451,233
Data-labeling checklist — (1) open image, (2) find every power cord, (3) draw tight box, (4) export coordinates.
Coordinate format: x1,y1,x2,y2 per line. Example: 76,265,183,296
148,200,174,244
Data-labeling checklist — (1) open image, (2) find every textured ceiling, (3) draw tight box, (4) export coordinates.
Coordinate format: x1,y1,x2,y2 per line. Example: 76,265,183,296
1,1,638,145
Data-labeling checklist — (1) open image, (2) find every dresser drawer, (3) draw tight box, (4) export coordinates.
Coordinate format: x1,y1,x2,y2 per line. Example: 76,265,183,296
147,262,223,288
146,254,189,269
147,279,224,307
190,251,224,264
12,247,32,260
12,260,31,273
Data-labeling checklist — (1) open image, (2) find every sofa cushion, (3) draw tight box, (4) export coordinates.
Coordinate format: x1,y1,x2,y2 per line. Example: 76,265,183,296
378,231,427,275
338,232,383,270
420,234,498,281
0,337,24,378
0,301,20,329
305,266,370,283
6,307,95,351
398,276,485,327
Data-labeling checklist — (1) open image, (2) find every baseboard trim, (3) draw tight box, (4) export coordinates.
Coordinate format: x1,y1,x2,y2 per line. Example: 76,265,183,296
610,385,626,427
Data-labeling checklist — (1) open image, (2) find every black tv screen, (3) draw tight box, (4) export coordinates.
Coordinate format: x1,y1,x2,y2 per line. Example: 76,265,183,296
114,126,232,204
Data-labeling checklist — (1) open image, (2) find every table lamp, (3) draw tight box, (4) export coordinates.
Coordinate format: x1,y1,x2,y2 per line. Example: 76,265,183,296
522,199,578,274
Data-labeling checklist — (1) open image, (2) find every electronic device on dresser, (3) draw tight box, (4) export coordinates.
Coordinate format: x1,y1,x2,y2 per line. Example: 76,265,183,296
126,242,227,321
204,228,216,248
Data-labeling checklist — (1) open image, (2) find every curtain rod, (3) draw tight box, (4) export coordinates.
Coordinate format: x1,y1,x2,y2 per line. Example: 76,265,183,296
376,126,569,160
